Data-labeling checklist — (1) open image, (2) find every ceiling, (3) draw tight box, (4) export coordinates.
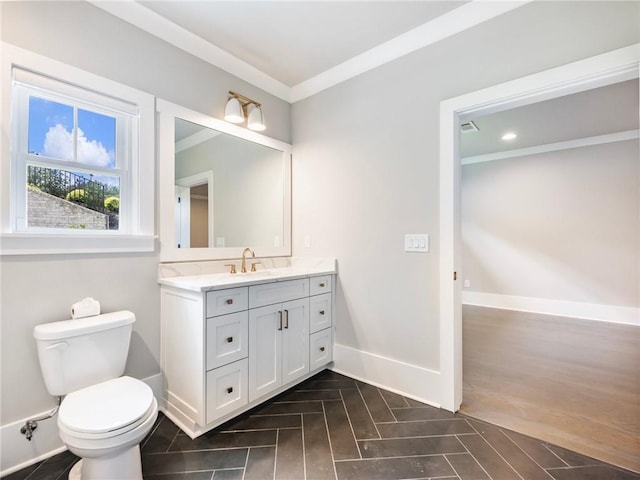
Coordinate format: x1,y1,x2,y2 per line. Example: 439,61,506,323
461,78,640,159
89,0,524,102
90,1,639,156
139,1,466,88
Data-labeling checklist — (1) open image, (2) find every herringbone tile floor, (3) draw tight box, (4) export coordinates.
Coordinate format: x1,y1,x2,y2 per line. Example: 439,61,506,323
6,370,639,480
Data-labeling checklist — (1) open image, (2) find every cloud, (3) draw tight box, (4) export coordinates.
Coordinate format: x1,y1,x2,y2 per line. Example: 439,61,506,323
43,124,114,168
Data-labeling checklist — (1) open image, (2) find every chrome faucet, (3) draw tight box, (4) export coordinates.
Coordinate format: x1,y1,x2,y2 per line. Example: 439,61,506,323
241,247,255,273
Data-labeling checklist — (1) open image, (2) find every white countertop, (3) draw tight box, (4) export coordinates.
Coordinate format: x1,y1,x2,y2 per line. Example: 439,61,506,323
158,257,336,292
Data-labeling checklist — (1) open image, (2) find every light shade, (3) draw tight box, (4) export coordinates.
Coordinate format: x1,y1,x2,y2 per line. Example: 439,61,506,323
247,105,266,131
224,97,244,123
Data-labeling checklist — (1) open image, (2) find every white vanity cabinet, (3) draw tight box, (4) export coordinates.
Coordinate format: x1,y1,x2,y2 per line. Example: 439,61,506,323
160,271,334,438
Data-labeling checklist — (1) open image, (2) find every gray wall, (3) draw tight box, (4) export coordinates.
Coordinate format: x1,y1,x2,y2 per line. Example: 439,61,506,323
462,140,640,307
0,0,291,432
176,135,284,248
291,1,640,371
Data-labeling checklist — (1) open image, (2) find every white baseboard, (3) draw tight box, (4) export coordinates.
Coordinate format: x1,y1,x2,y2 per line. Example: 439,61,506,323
462,291,640,326
0,410,66,477
332,343,442,409
0,372,163,477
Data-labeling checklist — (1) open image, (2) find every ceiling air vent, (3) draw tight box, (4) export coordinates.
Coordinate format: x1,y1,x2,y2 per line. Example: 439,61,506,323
460,121,479,133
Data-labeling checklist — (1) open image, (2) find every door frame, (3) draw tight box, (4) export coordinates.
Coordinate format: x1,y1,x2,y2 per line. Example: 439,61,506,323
438,44,639,412
176,170,215,248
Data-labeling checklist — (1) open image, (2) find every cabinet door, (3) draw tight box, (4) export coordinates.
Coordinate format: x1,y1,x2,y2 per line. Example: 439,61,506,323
281,298,310,385
249,304,282,402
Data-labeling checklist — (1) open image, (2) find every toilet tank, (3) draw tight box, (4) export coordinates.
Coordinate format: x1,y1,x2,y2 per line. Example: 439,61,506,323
33,311,135,396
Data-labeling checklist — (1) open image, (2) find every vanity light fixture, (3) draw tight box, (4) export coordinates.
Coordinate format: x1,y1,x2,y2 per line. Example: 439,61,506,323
224,91,266,131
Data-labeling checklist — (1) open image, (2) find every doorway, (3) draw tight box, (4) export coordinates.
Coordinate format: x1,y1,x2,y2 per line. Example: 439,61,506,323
438,44,639,412
438,44,639,471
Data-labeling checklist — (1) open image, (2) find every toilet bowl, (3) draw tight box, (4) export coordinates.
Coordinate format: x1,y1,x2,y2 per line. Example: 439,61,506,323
33,311,158,480
58,376,158,479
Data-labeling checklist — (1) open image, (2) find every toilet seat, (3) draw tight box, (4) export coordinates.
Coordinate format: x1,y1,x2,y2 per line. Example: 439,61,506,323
59,376,155,440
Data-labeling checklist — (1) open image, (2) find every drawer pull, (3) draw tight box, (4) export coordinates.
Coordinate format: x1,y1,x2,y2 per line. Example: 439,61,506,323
226,336,233,343
319,310,325,315
319,282,326,287
278,311,283,331
284,309,289,329
225,299,233,305
226,387,233,394
320,346,326,352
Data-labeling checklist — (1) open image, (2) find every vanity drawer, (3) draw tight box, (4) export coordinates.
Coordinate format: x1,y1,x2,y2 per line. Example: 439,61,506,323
206,358,248,424
206,287,248,317
249,279,309,308
310,328,332,370
309,275,332,296
206,311,248,370
309,293,332,334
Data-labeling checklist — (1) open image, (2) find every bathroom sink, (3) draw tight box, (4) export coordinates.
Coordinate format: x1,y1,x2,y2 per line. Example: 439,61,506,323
158,258,337,292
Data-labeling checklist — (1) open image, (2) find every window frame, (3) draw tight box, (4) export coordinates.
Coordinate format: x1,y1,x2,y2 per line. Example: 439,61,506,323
0,42,155,255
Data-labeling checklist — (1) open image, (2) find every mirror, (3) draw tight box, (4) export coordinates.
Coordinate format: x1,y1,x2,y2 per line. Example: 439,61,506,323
158,100,291,262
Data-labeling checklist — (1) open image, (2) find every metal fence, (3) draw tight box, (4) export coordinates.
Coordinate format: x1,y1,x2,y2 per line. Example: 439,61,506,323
27,165,107,214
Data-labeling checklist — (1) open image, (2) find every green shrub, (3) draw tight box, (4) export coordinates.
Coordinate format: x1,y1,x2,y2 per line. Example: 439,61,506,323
104,196,120,212
66,189,87,204
27,184,41,192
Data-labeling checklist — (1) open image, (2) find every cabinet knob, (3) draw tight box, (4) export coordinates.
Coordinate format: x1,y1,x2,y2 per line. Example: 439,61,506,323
226,299,233,305
319,310,325,315
319,282,325,287
226,336,233,343
320,346,326,352
226,387,233,394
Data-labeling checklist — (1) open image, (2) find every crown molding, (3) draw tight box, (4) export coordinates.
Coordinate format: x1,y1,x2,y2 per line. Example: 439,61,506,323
290,1,532,102
87,0,291,102
89,0,531,104
461,129,640,165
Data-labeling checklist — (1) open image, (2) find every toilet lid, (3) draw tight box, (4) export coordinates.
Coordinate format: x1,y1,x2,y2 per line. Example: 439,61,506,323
59,376,155,435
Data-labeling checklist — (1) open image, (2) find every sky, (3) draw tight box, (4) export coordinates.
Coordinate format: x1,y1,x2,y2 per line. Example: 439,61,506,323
28,95,119,187
28,96,116,168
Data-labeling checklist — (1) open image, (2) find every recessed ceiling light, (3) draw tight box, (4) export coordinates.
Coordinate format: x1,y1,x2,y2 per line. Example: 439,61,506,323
501,132,517,141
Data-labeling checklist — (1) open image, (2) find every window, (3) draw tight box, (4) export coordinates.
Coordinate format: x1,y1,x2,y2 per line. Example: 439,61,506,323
15,75,129,233
1,43,154,254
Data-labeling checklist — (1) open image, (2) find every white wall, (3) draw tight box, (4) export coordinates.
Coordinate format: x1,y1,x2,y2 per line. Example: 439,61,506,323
291,1,640,399
461,140,639,321
0,1,290,474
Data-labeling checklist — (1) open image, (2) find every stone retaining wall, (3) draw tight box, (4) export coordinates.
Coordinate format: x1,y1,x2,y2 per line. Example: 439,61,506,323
28,188,108,230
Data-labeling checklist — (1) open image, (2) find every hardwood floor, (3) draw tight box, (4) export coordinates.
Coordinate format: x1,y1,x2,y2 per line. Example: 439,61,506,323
462,305,640,473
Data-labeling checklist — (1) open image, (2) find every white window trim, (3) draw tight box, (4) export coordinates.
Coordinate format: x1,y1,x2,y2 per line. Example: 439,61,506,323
0,42,155,255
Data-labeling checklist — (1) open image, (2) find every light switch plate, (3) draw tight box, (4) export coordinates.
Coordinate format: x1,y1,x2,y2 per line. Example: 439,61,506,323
405,234,429,253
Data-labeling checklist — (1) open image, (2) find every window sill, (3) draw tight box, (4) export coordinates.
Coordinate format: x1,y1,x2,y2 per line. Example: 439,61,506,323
0,234,156,256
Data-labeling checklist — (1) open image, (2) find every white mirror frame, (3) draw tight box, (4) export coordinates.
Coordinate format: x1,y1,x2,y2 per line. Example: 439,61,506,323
157,99,292,262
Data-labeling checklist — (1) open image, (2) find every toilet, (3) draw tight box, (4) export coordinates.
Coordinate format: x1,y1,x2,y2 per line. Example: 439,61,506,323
34,311,158,479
